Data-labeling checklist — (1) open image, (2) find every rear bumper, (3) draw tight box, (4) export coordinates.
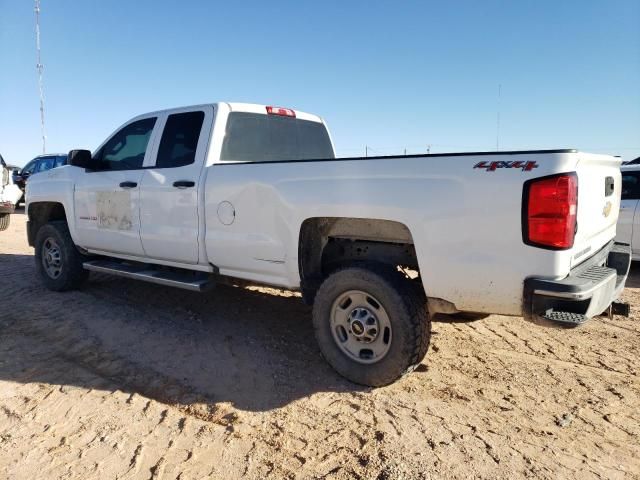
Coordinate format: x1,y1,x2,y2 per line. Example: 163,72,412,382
0,201,15,215
523,241,631,326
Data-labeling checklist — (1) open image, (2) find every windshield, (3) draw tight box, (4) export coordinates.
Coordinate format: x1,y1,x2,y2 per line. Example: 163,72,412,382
220,112,334,162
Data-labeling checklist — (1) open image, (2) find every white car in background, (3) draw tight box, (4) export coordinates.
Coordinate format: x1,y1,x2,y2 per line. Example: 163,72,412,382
618,164,640,259
0,156,23,231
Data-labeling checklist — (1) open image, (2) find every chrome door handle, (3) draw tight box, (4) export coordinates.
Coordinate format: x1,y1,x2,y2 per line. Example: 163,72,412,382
173,180,195,188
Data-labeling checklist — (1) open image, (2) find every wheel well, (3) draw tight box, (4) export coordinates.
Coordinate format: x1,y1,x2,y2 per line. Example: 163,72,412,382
27,202,67,246
298,217,419,303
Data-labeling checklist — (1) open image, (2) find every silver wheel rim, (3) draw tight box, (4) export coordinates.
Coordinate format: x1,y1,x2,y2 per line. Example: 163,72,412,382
330,290,392,364
42,237,63,279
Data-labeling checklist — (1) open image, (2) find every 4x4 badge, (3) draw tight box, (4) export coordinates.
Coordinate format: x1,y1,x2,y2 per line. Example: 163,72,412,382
474,160,538,172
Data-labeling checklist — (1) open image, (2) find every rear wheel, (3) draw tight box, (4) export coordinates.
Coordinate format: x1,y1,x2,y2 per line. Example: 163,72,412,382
312,265,431,386
34,222,89,291
0,213,9,231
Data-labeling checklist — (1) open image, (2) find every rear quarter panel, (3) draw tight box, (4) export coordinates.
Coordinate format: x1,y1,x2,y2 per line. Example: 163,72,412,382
204,152,581,315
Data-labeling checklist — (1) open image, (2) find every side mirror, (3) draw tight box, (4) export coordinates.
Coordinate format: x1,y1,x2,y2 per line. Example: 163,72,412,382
68,149,95,170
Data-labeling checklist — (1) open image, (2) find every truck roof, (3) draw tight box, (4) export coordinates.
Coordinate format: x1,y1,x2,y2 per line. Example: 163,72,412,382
133,102,325,124
621,163,640,171
225,102,324,123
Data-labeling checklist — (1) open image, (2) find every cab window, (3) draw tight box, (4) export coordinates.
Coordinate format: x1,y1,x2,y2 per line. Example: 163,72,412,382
155,111,205,168
36,157,56,172
220,113,334,162
93,118,157,171
21,159,38,175
622,172,640,200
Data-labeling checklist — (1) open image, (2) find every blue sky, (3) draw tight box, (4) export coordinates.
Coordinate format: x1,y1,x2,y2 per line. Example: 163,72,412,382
1,0,638,166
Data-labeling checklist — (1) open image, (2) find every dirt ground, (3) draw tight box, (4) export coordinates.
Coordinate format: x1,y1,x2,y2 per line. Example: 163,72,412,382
0,209,638,480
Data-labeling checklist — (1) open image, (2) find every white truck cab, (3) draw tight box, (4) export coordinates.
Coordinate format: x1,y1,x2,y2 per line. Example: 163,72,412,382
25,102,631,386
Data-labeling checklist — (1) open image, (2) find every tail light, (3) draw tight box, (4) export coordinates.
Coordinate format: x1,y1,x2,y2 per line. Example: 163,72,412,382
523,173,578,250
266,106,296,117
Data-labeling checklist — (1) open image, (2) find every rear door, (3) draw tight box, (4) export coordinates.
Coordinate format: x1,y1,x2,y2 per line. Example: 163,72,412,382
74,116,158,256
618,170,640,255
139,106,213,264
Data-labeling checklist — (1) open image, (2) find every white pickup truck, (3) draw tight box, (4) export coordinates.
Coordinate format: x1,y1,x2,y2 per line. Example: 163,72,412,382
25,102,631,386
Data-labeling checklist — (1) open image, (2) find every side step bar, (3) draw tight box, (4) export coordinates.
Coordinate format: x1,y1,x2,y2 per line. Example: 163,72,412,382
83,260,213,292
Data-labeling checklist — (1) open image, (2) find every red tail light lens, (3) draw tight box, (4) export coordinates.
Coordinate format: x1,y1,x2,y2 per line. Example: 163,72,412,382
266,106,296,117
523,173,578,249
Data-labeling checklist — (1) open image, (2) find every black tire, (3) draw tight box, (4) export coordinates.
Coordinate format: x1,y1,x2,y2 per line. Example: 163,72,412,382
34,221,89,291
0,213,9,231
312,265,431,387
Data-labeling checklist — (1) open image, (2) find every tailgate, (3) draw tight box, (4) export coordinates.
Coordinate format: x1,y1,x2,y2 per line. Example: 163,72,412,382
571,153,623,268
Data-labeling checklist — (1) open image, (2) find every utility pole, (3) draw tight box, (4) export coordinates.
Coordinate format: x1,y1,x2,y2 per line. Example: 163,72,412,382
35,0,46,154
365,145,368,157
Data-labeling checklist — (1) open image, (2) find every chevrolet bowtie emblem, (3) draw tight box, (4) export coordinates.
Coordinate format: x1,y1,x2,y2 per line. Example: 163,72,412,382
603,201,612,218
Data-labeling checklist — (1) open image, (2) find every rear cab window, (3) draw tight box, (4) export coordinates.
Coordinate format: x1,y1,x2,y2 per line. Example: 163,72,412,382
622,171,640,200
220,112,334,162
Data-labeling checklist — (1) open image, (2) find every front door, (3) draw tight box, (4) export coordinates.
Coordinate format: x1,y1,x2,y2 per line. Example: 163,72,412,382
74,116,158,256
139,107,213,264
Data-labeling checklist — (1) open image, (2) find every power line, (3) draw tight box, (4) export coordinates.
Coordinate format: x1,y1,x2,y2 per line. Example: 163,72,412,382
35,0,46,154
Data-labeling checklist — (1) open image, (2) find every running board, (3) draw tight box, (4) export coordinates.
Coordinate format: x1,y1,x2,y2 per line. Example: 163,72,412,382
83,260,213,292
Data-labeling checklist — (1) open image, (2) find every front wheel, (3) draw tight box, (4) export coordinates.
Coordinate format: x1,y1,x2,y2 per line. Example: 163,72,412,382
312,265,431,387
34,222,89,291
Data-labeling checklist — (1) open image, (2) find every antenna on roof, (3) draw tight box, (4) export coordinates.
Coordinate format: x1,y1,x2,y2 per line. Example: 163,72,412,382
35,0,46,154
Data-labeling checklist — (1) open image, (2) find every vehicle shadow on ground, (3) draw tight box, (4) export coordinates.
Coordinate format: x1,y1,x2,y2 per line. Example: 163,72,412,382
3,251,639,412
0,253,366,413
623,261,640,288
